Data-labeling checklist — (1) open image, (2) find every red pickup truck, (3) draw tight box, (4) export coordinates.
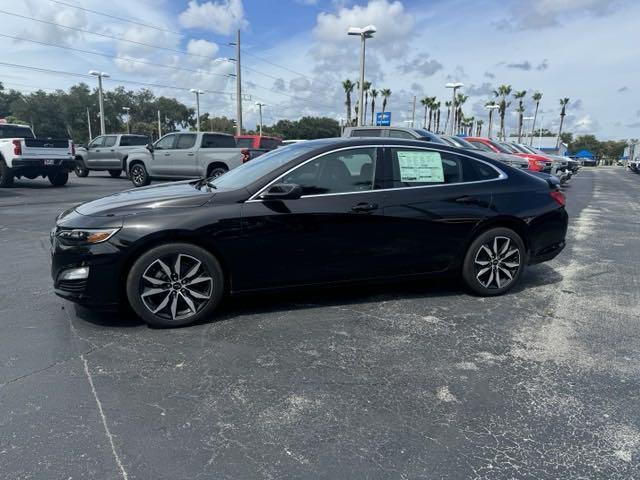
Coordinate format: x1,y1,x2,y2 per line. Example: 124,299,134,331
235,135,283,151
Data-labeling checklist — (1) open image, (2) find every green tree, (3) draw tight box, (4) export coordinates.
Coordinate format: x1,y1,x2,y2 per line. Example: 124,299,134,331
380,88,392,114
530,91,543,145
557,98,570,149
370,89,378,125
513,90,527,142
342,80,355,125
493,84,512,141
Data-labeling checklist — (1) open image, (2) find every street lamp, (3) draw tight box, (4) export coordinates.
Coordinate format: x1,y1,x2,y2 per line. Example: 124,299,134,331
485,104,500,138
122,106,131,134
445,82,464,135
89,70,110,135
190,89,204,132
255,102,266,136
348,24,376,127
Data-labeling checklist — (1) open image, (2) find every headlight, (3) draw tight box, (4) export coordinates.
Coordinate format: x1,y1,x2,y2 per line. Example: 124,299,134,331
56,228,120,245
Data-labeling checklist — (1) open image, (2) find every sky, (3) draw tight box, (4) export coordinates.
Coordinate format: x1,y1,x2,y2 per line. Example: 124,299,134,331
0,0,638,139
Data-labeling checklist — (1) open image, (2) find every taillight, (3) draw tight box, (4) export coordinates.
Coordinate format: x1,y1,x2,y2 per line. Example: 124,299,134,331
241,148,250,163
12,139,22,156
528,159,544,171
550,190,565,207
70,142,75,156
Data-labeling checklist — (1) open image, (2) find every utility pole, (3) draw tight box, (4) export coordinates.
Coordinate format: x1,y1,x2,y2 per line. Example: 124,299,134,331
190,89,204,132
89,71,110,135
233,29,243,136
255,102,265,136
410,96,416,128
86,108,92,141
157,109,162,139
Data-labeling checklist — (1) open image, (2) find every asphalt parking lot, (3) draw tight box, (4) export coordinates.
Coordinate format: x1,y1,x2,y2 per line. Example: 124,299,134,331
1,168,639,479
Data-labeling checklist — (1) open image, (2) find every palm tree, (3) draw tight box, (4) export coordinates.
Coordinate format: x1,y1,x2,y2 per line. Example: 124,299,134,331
513,90,527,142
476,119,484,136
362,81,372,124
427,96,437,131
494,84,512,141
455,93,468,134
485,100,497,138
381,88,392,114
444,100,452,133
420,97,430,128
370,89,378,125
432,101,441,132
530,91,543,145
557,98,570,149
342,79,355,125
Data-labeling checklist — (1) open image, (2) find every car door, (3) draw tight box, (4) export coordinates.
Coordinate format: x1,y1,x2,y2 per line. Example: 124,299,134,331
150,133,177,177
85,136,105,168
380,146,496,275
237,146,391,290
170,134,199,177
100,135,119,168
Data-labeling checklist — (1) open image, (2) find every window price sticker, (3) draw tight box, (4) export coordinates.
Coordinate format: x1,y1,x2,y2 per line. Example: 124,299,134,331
397,151,444,182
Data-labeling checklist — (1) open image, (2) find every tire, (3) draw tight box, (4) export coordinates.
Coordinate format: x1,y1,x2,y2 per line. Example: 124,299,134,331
48,171,69,187
462,227,525,296
126,243,224,327
208,165,228,179
130,162,150,187
75,159,89,177
108,169,122,178
0,158,14,187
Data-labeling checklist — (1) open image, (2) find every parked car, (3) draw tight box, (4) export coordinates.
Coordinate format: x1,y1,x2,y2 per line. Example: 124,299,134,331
51,138,568,327
124,132,264,187
0,123,74,187
506,143,570,183
343,126,446,144
441,135,529,170
74,134,150,178
463,137,531,170
235,135,283,151
496,141,553,173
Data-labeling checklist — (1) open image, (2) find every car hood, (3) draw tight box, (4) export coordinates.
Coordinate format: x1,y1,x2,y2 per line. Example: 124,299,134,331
75,180,215,217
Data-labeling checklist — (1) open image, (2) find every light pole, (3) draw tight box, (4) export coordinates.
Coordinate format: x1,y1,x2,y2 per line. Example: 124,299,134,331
445,82,463,135
486,104,499,139
348,25,376,127
122,106,131,134
523,116,534,145
190,89,204,132
89,70,110,135
255,102,266,136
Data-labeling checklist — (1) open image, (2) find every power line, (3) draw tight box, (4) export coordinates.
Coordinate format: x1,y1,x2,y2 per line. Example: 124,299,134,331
48,0,183,36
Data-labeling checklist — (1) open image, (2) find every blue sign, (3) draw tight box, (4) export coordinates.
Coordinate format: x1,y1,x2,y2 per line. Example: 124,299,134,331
376,112,391,126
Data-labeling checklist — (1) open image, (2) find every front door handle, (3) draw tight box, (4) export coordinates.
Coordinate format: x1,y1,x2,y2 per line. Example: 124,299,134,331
352,202,378,212
187,153,195,156
164,153,171,156
455,195,476,204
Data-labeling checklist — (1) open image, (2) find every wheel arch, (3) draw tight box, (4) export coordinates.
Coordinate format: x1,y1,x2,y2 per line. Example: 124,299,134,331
206,161,229,177
466,216,531,257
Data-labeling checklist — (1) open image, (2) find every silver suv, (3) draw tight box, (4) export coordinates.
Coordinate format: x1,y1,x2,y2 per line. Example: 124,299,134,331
75,134,149,177
343,126,446,144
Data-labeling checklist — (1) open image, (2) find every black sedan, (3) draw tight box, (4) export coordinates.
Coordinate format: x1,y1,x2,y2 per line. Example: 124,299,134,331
51,138,568,327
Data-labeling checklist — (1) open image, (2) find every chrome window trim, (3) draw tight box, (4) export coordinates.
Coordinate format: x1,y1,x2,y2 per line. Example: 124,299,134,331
246,144,507,203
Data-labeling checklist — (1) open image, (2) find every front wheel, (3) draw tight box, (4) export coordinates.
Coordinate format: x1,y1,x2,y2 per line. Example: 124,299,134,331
462,227,525,296
126,243,224,327
48,171,69,187
108,169,122,178
74,160,89,177
129,163,150,187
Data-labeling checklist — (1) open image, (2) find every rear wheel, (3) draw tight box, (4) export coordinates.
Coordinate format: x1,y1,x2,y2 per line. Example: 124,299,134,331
0,158,14,187
74,159,89,177
126,243,224,327
48,171,69,187
208,165,228,179
108,169,122,178
130,163,150,187
462,227,525,296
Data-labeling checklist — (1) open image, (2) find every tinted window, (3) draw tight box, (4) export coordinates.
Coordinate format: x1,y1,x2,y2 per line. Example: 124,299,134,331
388,130,415,139
467,140,491,152
176,134,196,150
155,134,176,150
0,125,35,139
202,134,237,148
502,143,522,153
349,129,382,137
389,148,472,187
120,135,149,146
89,136,105,148
471,160,501,180
103,136,117,147
259,138,282,150
282,148,376,196
445,136,479,149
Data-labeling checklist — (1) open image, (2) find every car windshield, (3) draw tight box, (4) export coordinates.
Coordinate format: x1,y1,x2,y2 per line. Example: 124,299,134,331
446,136,479,149
519,145,538,154
208,142,318,189
497,142,518,153
413,129,446,144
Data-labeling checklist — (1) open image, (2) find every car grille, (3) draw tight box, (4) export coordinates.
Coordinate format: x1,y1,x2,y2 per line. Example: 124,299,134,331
57,279,87,293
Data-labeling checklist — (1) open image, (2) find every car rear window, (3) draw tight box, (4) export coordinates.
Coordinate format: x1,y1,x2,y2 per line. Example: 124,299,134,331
201,134,236,148
0,125,35,139
259,138,282,150
235,137,254,148
120,135,149,146
348,129,382,137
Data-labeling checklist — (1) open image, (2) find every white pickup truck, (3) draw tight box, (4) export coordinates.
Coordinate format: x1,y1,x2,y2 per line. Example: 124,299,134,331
0,123,75,187
125,131,265,187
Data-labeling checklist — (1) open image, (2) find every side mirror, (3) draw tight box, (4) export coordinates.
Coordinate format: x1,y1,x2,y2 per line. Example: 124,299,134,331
146,143,155,152
260,183,302,200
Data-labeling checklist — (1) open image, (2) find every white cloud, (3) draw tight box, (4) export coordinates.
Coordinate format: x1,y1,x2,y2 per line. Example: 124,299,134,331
289,77,311,92
179,0,248,35
186,39,219,59
499,0,622,30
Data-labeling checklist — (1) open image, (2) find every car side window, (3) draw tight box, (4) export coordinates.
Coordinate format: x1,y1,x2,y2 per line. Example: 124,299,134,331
388,130,415,140
470,160,501,180
469,141,492,152
349,129,382,137
201,134,236,148
389,148,473,187
120,135,149,146
281,148,377,196
89,136,105,148
103,136,117,148
176,134,197,150
154,134,176,150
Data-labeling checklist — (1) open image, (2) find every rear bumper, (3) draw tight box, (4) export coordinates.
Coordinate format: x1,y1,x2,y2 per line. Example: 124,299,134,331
12,157,75,169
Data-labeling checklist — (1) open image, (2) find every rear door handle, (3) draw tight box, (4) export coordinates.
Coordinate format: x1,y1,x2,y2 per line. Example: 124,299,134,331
352,202,378,212
455,195,476,203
